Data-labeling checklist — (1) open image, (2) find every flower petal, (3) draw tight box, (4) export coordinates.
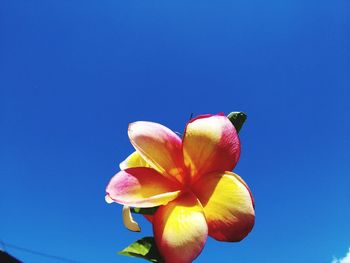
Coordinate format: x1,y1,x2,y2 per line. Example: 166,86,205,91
153,192,208,263
119,151,151,170
183,114,240,183
192,171,255,242
128,121,187,184
106,167,181,208
118,152,159,225
122,206,141,232
105,195,114,204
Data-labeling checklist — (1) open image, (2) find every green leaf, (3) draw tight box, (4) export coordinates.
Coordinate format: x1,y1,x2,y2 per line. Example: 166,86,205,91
118,237,164,262
131,207,159,215
227,112,247,133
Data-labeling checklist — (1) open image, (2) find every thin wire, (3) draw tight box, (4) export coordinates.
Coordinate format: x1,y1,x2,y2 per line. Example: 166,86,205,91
2,241,82,263
0,239,7,252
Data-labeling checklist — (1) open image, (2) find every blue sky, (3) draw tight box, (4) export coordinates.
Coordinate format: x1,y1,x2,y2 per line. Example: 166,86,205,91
1,0,349,262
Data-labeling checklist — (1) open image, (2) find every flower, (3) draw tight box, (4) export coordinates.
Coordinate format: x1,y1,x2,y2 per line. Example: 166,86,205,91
106,113,255,263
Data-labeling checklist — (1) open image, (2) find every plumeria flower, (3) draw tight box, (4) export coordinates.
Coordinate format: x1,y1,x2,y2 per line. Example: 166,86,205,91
106,113,255,263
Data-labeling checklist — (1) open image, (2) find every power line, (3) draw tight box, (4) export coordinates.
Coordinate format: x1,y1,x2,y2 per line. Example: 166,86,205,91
0,239,7,252
1,240,82,263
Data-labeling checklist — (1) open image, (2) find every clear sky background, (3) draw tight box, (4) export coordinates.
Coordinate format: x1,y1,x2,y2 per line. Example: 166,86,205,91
1,0,349,262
